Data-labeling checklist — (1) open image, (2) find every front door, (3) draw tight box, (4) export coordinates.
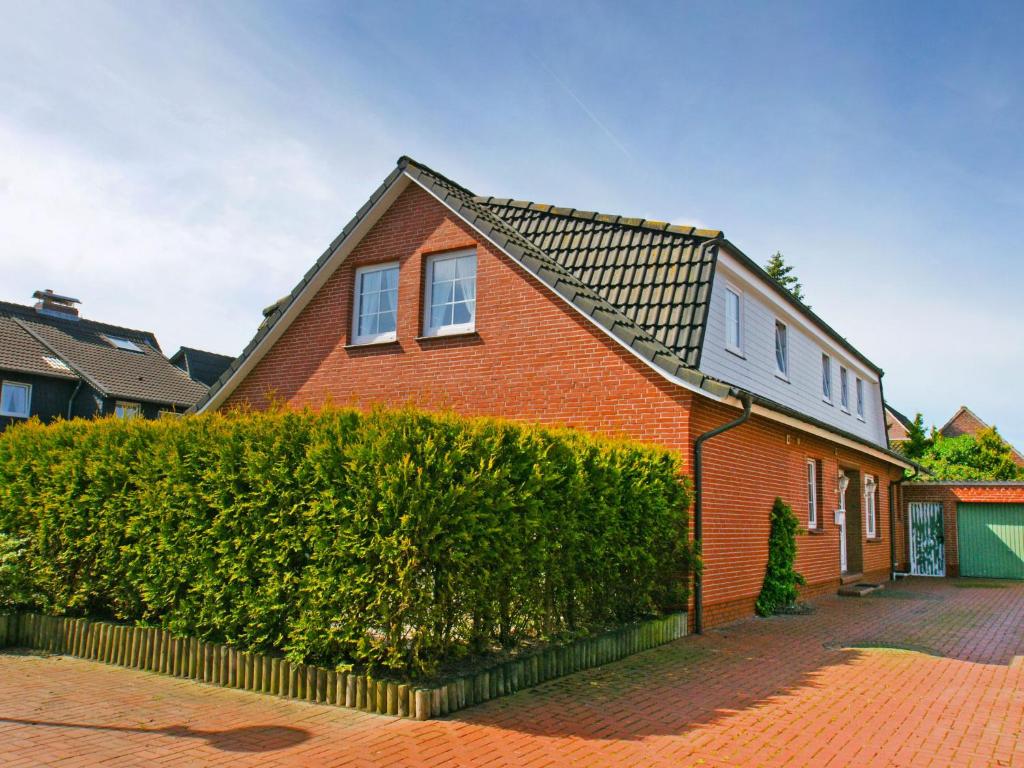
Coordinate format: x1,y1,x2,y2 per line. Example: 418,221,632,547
910,502,945,576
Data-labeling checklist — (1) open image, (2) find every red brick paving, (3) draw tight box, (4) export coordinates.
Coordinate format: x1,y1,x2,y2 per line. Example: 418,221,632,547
2,578,1024,767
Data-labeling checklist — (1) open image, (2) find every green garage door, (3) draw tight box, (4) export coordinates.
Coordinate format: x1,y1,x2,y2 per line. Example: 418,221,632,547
957,503,1024,579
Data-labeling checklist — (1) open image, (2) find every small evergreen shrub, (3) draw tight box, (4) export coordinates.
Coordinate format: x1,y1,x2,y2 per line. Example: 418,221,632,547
755,497,805,616
0,407,692,676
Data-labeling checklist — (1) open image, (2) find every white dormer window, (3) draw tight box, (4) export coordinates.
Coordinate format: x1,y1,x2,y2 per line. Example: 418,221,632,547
774,321,788,378
856,378,865,419
352,263,399,345
821,353,833,403
424,250,477,337
840,367,850,411
725,286,743,355
1,381,31,418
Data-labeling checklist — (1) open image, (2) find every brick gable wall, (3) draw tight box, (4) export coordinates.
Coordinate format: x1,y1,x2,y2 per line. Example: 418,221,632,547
226,182,695,444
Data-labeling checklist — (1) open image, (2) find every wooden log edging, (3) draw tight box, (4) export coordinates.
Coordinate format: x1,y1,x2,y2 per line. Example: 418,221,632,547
0,610,687,720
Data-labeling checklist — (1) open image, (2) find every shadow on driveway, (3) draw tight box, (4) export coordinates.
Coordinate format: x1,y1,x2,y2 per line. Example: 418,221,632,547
0,718,310,753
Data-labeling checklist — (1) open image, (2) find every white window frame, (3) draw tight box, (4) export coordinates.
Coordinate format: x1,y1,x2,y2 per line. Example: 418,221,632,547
0,380,32,418
865,474,878,538
807,459,818,529
423,249,477,338
114,401,142,420
856,378,866,420
821,353,833,404
724,285,744,356
774,320,789,380
351,262,400,345
839,366,850,412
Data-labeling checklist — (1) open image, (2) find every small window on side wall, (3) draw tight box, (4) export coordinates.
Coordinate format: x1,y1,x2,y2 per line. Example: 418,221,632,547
352,263,400,345
856,378,865,419
424,250,477,337
821,354,833,403
774,321,788,378
0,381,31,418
840,367,850,411
725,287,743,354
807,459,818,529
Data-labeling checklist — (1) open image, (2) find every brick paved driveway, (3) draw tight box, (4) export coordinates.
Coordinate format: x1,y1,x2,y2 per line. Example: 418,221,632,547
2,578,1023,767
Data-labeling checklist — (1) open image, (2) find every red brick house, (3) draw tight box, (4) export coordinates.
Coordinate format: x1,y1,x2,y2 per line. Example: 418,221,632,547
195,157,914,629
939,406,1024,467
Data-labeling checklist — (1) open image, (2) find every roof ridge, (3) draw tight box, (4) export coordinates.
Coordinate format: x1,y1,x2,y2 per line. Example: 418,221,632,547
474,196,723,239
398,156,476,197
0,300,158,344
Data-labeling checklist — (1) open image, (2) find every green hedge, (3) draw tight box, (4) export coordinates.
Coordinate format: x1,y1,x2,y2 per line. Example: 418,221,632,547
0,407,691,676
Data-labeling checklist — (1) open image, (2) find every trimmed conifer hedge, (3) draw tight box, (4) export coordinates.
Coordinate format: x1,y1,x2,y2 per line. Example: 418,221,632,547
0,407,691,677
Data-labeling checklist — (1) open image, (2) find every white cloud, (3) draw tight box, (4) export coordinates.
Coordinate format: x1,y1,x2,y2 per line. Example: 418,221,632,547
0,118,349,357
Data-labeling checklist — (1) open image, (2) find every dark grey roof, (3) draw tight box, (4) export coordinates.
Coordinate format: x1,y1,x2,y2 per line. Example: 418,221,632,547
475,199,719,367
170,346,235,387
0,315,79,381
0,301,208,408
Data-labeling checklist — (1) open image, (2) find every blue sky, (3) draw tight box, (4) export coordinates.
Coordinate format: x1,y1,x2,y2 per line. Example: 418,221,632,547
2,1,1022,445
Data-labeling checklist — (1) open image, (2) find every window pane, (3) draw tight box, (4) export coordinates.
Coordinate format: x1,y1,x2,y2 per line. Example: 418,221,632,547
726,290,740,348
857,379,865,416
377,310,396,334
362,270,381,293
775,323,787,374
452,301,472,325
433,258,457,282
822,355,831,398
2,383,29,415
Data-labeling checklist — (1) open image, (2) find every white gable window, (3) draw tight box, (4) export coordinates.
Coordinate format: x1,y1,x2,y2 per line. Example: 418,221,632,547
865,474,878,538
1,381,31,418
424,250,477,337
821,353,833,403
856,378,865,420
807,459,818,529
114,401,141,419
725,286,743,354
774,321,788,378
352,263,400,345
840,367,850,411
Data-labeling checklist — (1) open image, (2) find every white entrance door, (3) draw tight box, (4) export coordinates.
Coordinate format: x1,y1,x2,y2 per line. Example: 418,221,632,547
909,502,946,576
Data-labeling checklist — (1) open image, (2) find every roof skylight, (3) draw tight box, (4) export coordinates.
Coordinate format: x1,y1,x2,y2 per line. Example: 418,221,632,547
102,334,144,353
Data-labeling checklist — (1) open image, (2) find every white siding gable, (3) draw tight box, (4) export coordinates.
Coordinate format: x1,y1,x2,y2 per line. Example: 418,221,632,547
699,256,887,447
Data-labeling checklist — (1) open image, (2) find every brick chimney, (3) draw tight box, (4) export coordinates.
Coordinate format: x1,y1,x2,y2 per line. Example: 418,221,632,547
33,289,81,321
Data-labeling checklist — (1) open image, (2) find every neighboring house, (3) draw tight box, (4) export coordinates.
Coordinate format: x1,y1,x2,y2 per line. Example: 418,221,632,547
170,346,235,387
939,405,1024,467
195,156,914,629
0,290,208,430
885,404,914,444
